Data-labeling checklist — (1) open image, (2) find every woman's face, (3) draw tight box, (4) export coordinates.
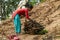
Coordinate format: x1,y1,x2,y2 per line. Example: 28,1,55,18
28,8,31,11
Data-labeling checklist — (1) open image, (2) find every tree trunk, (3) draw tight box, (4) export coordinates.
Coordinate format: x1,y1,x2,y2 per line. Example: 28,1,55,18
1,0,6,20
0,0,2,21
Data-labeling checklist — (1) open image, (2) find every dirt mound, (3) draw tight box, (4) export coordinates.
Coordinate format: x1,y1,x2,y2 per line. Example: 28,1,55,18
29,0,60,32
23,0,60,34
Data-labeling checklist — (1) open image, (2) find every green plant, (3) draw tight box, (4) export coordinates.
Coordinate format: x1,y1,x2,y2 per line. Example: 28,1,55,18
2,0,20,19
29,0,46,6
30,2,36,6
40,0,46,3
39,30,48,35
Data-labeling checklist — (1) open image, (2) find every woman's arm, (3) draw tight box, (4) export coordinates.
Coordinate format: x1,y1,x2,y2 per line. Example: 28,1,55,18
25,9,30,19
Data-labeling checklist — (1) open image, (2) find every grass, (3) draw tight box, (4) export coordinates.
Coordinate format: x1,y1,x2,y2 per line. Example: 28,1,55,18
55,34,60,39
39,30,48,35
34,30,48,35
40,0,46,3
29,0,46,6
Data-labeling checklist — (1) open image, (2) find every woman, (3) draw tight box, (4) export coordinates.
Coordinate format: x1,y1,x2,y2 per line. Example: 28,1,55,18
12,3,33,34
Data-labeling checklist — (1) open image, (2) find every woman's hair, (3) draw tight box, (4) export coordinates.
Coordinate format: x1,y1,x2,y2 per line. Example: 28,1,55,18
25,2,33,9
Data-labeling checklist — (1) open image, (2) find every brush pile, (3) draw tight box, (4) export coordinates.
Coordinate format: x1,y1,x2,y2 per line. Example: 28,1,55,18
24,19,44,34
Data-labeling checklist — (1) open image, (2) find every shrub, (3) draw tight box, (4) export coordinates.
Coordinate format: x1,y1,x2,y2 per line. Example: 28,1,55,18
29,0,46,6
40,0,46,3
39,30,48,35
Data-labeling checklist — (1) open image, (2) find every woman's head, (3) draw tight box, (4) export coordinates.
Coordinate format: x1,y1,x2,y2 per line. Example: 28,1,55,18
25,2,33,11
